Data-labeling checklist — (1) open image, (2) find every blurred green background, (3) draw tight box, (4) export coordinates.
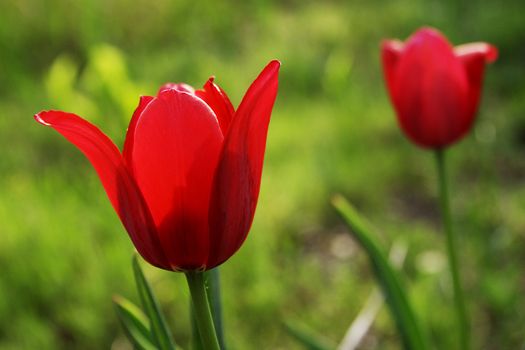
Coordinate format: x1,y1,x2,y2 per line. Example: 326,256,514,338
1,0,524,349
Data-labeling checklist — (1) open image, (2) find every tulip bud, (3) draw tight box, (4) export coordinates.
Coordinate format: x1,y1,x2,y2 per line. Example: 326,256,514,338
381,27,497,148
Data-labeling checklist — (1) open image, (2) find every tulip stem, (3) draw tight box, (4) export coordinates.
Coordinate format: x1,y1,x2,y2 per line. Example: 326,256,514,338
206,268,226,349
435,149,469,350
186,271,221,350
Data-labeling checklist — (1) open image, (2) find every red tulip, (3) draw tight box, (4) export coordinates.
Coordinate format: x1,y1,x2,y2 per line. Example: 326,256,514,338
381,27,497,148
35,60,280,271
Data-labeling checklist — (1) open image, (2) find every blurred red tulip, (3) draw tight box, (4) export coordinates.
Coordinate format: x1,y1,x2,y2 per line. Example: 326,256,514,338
36,60,280,271
381,27,497,148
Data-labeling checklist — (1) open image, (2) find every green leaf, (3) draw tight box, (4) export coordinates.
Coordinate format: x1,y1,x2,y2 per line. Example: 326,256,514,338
338,242,407,350
283,321,336,350
332,195,427,350
205,268,226,349
133,255,176,350
113,295,157,350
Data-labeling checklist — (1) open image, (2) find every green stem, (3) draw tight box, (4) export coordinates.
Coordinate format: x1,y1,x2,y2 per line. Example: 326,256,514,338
186,271,221,350
435,149,469,350
206,268,226,349
190,303,204,350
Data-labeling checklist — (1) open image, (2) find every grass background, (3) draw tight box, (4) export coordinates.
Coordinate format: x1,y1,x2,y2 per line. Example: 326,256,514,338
1,0,524,349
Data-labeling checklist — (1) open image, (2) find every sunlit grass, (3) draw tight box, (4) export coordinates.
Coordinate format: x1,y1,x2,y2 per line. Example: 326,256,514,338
0,0,524,348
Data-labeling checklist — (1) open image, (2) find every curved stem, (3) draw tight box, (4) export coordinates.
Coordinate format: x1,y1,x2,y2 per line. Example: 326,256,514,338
435,149,469,350
186,271,221,350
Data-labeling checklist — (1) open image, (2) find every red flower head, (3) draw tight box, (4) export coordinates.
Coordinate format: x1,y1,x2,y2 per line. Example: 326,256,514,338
381,27,497,148
35,60,280,271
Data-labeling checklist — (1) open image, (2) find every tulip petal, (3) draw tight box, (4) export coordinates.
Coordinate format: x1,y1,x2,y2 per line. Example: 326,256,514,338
454,43,498,124
34,111,168,268
123,96,154,169
393,28,469,147
381,39,404,102
207,60,280,268
195,77,235,134
128,89,223,270
158,83,195,95
454,43,498,63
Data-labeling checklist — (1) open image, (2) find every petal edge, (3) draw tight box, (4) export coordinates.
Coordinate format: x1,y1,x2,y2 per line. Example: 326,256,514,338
35,111,169,269
207,60,280,268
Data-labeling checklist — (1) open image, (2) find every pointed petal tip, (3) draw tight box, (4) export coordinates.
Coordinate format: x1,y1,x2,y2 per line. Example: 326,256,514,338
486,45,498,63
156,85,211,108
414,26,443,38
454,42,499,63
157,82,195,95
268,59,281,71
34,110,65,126
157,86,184,100
257,60,281,78
383,27,449,51
258,60,281,82
405,27,453,49
34,112,51,126
138,95,154,103
381,39,404,52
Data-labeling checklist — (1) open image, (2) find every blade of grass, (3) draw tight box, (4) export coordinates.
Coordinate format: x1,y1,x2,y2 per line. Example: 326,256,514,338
133,255,176,350
332,195,427,350
338,290,383,350
113,295,157,350
283,320,337,350
338,243,408,350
